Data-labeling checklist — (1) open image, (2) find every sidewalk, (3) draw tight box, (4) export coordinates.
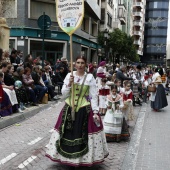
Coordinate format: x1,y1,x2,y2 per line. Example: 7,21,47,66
0,100,61,130
122,95,170,170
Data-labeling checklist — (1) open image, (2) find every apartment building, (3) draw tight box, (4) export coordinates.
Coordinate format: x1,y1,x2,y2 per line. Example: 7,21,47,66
4,0,101,63
132,0,146,57
143,0,169,65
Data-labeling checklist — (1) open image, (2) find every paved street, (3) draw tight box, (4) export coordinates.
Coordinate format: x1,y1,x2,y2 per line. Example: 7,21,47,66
135,95,170,170
0,100,141,170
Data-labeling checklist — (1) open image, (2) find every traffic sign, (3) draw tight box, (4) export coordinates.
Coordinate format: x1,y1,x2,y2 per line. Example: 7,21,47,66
37,14,51,30
37,30,51,38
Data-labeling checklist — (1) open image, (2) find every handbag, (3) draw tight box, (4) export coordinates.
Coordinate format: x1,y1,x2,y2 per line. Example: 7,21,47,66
41,93,48,104
147,84,156,92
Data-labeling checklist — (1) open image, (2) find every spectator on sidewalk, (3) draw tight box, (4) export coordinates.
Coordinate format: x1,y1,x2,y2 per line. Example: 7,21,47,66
13,66,25,82
24,54,34,71
53,67,64,93
16,50,24,67
0,62,18,113
116,65,133,87
55,57,69,79
4,65,28,112
10,49,18,71
0,71,13,117
2,49,11,65
41,68,59,101
22,67,38,106
31,65,47,104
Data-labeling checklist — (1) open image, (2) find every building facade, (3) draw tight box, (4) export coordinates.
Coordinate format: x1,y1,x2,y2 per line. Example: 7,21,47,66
142,0,169,65
132,0,146,57
100,0,134,35
4,0,101,64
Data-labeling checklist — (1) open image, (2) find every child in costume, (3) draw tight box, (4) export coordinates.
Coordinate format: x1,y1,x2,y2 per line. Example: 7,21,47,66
98,78,110,116
104,85,130,142
122,81,135,126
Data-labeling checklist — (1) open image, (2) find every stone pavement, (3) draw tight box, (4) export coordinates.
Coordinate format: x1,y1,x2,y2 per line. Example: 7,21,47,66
1,94,169,170
0,100,57,129
0,98,142,170
122,95,170,170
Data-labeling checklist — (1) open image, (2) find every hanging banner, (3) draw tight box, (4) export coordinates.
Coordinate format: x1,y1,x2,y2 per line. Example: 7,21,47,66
56,0,84,36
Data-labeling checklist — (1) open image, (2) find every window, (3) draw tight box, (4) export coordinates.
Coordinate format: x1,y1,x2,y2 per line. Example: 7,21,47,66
81,17,89,33
91,21,98,36
153,2,158,8
107,13,112,27
101,8,105,24
97,0,100,5
30,0,56,21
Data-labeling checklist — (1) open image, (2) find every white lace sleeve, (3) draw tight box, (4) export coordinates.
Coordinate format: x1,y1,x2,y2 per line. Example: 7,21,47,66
89,74,99,112
61,73,71,98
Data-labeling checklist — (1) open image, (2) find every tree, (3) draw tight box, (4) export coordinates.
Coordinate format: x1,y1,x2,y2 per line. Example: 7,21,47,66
97,28,139,63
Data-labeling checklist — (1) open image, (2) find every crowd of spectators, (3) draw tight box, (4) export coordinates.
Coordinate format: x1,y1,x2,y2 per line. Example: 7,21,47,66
0,48,67,117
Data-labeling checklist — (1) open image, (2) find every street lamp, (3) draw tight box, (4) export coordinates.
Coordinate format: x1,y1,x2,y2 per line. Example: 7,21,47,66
103,29,110,62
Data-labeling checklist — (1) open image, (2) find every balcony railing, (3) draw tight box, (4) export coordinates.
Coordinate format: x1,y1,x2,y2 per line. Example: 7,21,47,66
134,40,141,45
133,2,143,8
137,49,143,55
134,31,142,36
133,12,143,17
118,4,126,25
112,19,119,28
133,21,142,27
119,17,126,25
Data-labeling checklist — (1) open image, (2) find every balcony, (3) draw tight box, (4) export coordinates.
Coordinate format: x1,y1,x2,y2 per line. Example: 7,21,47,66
133,21,142,27
134,40,141,45
137,49,143,55
133,2,143,8
133,31,142,36
112,19,119,28
133,12,143,18
119,17,126,25
118,0,127,9
118,4,126,25
84,0,100,19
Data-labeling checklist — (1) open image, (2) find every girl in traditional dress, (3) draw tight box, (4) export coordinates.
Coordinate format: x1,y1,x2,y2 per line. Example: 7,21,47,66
150,68,168,112
98,78,110,116
115,79,124,94
122,81,135,127
104,85,130,142
96,61,106,90
46,56,108,169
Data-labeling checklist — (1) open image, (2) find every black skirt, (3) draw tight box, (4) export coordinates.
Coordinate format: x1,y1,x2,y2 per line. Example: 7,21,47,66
151,84,168,110
56,105,89,159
